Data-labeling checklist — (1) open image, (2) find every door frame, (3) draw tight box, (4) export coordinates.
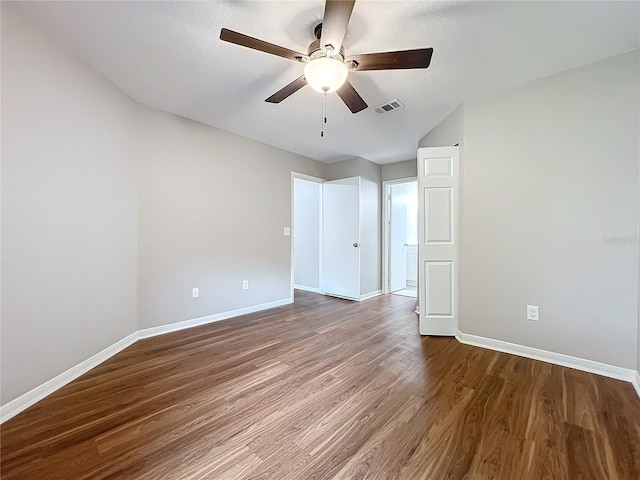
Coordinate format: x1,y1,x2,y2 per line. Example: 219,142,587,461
382,177,418,294
290,172,325,301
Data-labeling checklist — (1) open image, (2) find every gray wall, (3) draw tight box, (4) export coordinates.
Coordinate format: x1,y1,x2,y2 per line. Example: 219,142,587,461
381,160,417,181
325,157,382,295
418,105,464,148
1,6,325,405
135,108,324,329
421,50,639,369
1,8,138,404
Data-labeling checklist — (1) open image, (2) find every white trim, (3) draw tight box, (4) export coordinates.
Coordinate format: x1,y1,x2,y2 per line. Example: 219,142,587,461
1,297,292,424
291,172,326,184
0,332,138,424
138,297,292,339
632,372,640,399
291,172,325,303
292,287,380,301
293,284,323,294
5,305,636,426
381,177,418,295
456,331,637,383
358,290,383,301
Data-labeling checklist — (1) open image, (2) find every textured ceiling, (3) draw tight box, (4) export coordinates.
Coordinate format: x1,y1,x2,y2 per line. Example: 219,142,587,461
7,1,640,164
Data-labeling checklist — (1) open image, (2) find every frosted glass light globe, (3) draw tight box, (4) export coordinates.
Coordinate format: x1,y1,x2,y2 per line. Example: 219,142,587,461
304,57,348,93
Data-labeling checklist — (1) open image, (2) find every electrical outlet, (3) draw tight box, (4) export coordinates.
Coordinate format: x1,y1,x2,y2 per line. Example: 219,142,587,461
526,305,539,321
283,227,291,236
242,280,249,290
192,287,199,298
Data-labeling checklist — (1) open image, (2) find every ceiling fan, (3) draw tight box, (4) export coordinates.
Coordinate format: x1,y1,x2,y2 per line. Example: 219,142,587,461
219,0,433,114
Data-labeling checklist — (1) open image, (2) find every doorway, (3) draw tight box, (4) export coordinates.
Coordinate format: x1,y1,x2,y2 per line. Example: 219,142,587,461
291,173,367,302
291,174,324,299
383,179,418,298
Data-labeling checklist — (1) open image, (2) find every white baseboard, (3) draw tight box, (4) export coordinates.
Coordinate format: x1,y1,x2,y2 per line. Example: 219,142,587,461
322,291,382,302
5,303,636,425
0,332,139,424
456,331,638,387
406,280,417,287
632,371,640,399
138,297,292,339
295,287,381,302
358,290,382,301
1,297,293,424
293,284,323,294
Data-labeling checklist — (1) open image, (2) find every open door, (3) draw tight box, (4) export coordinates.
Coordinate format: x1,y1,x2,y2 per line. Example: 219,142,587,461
418,147,459,335
321,177,361,300
389,184,408,292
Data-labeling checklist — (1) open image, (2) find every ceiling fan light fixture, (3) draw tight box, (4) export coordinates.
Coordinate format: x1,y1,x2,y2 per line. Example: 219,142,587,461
304,56,348,93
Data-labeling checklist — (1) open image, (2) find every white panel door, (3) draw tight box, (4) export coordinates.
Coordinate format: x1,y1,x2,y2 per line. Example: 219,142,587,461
418,147,459,335
321,177,361,300
389,184,408,292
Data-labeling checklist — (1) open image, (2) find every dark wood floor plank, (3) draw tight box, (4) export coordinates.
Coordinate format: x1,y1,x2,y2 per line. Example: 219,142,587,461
331,395,429,479
525,363,567,447
594,375,640,479
523,440,570,480
2,290,639,480
562,367,601,432
565,423,611,480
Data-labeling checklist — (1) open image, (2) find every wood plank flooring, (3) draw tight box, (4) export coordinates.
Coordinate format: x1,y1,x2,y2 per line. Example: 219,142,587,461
2,290,639,479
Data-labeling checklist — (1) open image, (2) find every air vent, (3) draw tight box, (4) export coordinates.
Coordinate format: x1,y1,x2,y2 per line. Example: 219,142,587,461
375,99,406,114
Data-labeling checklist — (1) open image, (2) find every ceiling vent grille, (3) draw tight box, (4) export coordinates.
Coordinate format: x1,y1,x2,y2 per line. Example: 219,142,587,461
375,99,406,114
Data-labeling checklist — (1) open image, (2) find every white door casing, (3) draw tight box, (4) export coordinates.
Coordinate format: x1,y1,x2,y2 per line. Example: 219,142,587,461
389,184,408,293
290,172,326,300
418,147,459,336
321,177,361,300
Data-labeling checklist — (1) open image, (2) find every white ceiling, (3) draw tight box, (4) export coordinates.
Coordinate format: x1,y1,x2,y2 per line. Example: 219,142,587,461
8,1,640,165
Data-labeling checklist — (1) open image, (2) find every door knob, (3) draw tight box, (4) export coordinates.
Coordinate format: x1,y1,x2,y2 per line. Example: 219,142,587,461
353,242,360,248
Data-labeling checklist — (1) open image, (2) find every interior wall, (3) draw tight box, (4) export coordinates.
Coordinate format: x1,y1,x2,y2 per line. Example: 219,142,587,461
422,50,640,369
293,179,322,290
418,105,464,148
1,5,326,405
324,157,382,296
135,102,324,329
381,160,417,181
1,7,138,404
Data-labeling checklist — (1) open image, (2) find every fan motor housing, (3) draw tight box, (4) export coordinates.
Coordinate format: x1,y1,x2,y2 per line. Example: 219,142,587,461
307,38,345,61
308,24,345,61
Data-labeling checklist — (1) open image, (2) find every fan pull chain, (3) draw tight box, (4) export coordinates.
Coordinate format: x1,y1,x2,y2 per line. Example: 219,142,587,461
320,93,324,138
321,89,328,138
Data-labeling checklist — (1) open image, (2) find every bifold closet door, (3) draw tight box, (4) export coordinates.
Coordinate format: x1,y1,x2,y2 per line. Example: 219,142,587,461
418,147,459,335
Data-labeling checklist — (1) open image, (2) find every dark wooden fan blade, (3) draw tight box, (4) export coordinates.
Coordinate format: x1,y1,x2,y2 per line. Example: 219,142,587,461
336,79,367,114
220,28,308,62
265,76,308,103
320,0,355,55
346,48,433,71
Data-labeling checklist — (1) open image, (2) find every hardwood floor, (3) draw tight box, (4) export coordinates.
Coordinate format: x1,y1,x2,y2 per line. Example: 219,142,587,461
2,290,639,479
